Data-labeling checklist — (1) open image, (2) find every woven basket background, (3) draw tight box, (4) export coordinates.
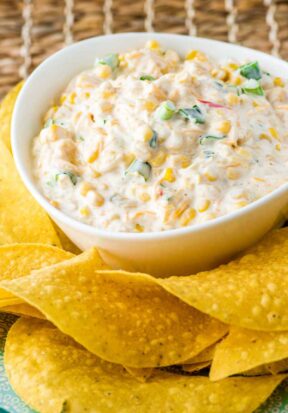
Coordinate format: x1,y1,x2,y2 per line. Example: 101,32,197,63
1,0,288,99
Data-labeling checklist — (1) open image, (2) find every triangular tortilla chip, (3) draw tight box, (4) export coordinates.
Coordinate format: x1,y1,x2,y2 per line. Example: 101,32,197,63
5,318,286,413
0,249,227,368
210,326,288,381
158,228,288,331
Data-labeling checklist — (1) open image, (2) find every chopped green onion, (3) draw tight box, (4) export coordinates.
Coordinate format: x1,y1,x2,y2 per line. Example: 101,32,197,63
149,130,158,149
96,53,119,70
44,119,65,128
178,105,205,124
125,160,152,181
140,74,155,81
240,61,261,80
156,101,176,120
241,79,264,96
200,135,226,145
55,171,78,186
203,150,215,158
75,135,84,142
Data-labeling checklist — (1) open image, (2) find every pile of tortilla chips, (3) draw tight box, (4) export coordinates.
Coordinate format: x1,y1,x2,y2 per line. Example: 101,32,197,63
0,84,288,413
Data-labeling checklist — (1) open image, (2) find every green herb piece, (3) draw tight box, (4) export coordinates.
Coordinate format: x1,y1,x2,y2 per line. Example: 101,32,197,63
44,119,65,128
44,118,55,128
240,61,261,80
203,150,215,158
140,74,156,81
241,79,264,96
178,105,205,124
200,135,226,145
149,130,158,149
156,101,176,120
75,135,84,142
125,160,152,181
55,171,78,186
96,53,119,70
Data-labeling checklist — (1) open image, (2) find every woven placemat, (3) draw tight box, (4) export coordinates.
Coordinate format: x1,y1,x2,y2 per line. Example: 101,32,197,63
0,0,288,99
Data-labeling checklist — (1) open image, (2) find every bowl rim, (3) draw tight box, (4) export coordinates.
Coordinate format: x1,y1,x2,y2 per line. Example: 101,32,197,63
12,32,288,242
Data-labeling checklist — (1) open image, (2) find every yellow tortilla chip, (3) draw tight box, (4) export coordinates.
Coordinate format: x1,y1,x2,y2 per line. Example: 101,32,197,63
0,141,61,246
158,228,288,331
5,318,286,413
0,304,44,319
210,326,288,381
51,223,81,254
182,360,211,373
183,342,217,364
0,243,73,306
0,82,23,151
124,366,154,383
1,249,228,368
243,359,288,377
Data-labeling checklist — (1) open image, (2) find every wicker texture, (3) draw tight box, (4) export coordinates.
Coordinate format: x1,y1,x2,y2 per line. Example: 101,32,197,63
0,0,288,99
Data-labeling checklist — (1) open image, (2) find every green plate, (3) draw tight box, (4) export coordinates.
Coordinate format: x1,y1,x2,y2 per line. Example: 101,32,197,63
0,312,287,413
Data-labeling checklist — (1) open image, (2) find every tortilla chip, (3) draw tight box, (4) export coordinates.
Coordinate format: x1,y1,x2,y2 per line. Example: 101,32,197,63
243,359,288,377
210,326,288,381
0,249,228,367
158,228,288,331
183,342,217,364
182,361,211,373
51,224,81,255
0,141,61,246
0,243,73,307
0,304,44,319
0,82,23,152
124,366,154,383
5,318,286,413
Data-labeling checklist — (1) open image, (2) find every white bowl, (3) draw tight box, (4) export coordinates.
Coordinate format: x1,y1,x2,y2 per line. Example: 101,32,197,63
12,32,288,276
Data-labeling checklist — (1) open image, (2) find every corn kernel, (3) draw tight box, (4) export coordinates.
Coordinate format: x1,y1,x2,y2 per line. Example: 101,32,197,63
85,92,91,98
95,64,112,79
123,153,136,166
212,68,229,81
79,206,90,217
140,192,151,202
135,223,144,232
235,201,248,208
162,168,176,183
227,93,239,106
142,126,154,142
143,101,157,112
91,170,102,178
236,147,252,159
87,149,99,163
69,92,76,104
226,168,241,180
50,200,59,208
228,63,239,70
94,192,105,207
163,205,174,223
198,199,211,213
59,94,66,104
145,40,160,49
259,133,272,142
180,208,196,226
217,120,231,134
185,50,198,60
275,143,281,151
233,77,243,86
269,127,280,140
253,101,259,107
173,202,189,219
178,155,190,169
253,177,266,183
79,181,92,196
204,172,217,182
274,77,284,87
52,106,58,113
150,151,167,167
102,90,115,99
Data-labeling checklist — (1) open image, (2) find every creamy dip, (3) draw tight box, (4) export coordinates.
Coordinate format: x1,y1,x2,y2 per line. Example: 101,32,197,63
32,41,288,233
